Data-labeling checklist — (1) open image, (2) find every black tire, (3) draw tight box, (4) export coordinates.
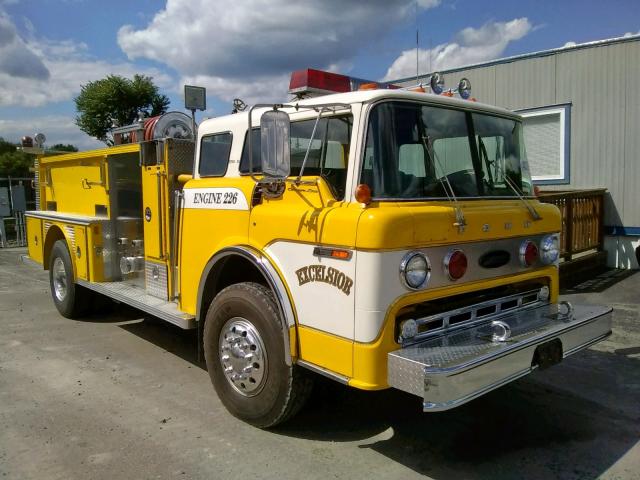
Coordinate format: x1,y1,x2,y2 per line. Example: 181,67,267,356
49,239,91,319
203,282,313,428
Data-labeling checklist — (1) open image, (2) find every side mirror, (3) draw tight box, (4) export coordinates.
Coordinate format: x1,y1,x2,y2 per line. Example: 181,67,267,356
260,110,290,179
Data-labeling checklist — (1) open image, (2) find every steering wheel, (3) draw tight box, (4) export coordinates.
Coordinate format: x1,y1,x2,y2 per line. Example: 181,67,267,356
438,169,478,196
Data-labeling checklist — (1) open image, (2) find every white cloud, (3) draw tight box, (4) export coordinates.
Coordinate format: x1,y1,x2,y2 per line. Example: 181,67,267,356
0,13,174,108
118,0,441,103
0,13,49,80
180,73,291,107
0,115,104,150
383,18,533,81
562,41,577,48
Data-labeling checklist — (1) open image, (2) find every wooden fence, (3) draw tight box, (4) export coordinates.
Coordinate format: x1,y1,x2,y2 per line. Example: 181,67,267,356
538,189,606,261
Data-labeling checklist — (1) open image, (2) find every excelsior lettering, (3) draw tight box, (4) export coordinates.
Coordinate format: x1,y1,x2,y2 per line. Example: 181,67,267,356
294,264,353,296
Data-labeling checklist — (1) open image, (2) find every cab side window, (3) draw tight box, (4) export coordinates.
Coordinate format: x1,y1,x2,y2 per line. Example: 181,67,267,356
199,133,232,177
239,115,352,200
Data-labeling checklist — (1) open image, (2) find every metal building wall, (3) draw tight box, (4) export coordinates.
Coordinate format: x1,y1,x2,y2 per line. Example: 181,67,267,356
394,38,640,231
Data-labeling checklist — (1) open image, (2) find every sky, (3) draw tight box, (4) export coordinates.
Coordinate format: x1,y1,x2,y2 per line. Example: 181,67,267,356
0,0,638,150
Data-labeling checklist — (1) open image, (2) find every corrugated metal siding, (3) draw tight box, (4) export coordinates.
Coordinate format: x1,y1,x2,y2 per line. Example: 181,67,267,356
495,55,556,110
623,41,640,228
393,39,640,228
556,43,628,225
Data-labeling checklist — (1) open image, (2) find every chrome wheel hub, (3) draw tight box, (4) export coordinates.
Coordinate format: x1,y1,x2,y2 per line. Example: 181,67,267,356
219,317,268,396
53,257,68,302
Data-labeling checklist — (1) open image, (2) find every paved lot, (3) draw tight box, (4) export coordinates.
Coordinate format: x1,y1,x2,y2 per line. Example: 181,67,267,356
1,247,639,480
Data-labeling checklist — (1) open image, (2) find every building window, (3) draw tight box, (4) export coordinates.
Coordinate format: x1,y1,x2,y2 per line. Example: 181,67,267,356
199,132,232,177
518,104,571,184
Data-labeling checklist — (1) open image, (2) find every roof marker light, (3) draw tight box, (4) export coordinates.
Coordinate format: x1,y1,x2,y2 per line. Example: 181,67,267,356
358,82,379,91
355,184,372,204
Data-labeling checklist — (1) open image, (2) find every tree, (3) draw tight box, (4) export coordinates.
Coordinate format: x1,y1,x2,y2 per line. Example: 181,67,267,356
0,138,32,177
50,144,78,152
74,74,170,144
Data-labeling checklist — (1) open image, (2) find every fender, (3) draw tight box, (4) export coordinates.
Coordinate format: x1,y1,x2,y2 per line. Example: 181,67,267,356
196,245,297,365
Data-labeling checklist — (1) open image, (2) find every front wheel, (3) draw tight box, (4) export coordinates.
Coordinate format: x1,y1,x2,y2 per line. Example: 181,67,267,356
203,282,313,428
49,240,91,318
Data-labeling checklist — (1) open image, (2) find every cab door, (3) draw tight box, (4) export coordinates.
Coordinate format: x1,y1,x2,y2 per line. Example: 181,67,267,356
247,113,361,377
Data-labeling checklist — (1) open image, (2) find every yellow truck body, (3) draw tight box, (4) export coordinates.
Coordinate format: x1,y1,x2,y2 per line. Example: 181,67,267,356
25,89,612,427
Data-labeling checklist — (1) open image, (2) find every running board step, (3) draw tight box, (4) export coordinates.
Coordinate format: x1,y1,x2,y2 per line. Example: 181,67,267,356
77,279,195,329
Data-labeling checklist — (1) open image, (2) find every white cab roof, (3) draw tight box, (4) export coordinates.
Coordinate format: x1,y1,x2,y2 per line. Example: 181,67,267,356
198,89,521,137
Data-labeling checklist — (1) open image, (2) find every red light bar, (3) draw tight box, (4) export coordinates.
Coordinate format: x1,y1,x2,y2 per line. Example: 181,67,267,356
289,69,351,96
289,68,400,97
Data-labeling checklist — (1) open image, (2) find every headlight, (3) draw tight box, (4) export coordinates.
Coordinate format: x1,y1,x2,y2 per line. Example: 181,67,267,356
400,252,430,290
540,234,560,265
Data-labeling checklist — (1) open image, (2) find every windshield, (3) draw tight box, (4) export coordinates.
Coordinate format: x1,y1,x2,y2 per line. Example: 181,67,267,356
361,101,533,199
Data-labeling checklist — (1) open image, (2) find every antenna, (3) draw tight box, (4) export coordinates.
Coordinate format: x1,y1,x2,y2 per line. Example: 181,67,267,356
415,0,419,85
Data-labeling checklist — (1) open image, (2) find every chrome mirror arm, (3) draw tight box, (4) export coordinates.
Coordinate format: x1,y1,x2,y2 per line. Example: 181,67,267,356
296,107,328,184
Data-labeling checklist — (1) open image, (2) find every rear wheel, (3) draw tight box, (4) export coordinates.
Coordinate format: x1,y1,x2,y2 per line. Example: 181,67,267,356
49,240,91,318
203,282,313,428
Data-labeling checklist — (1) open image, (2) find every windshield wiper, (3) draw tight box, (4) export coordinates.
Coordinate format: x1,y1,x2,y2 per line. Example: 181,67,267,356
420,134,467,233
477,137,494,187
504,175,542,221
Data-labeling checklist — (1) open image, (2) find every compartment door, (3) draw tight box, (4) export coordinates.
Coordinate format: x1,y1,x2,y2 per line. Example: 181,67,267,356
142,164,168,260
73,226,89,281
26,217,44,264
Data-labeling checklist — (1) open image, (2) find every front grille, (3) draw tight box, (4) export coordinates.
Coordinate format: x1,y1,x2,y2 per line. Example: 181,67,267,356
396,280,549,345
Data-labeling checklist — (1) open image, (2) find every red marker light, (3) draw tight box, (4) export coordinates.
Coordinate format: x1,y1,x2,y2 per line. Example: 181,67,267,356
445,249,467,280
519,240,539,267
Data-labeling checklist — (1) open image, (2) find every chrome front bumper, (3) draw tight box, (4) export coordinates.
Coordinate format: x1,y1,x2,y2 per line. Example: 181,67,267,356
387,303,612,411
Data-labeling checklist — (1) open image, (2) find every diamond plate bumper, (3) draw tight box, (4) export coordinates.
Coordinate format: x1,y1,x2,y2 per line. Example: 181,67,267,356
387,303,612,411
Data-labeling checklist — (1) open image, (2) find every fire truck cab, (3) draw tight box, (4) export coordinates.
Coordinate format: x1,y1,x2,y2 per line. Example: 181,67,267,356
25,70,612,427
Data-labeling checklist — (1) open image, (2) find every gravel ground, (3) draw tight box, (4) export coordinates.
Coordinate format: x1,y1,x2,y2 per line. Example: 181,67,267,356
0,247,638,480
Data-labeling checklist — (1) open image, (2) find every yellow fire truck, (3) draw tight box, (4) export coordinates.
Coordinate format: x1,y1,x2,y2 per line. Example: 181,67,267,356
24,69,612,427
